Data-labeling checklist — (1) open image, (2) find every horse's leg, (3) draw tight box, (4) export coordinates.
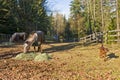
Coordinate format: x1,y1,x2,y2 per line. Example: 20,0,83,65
34,46,36,53
40,44,42,52
38,45,40,52
38,44,42,53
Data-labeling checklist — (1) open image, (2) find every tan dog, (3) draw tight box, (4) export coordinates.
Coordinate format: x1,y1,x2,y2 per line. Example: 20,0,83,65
99,44,109,58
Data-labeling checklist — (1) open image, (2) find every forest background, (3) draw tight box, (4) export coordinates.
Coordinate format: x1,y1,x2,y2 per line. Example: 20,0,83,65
0,0,120,41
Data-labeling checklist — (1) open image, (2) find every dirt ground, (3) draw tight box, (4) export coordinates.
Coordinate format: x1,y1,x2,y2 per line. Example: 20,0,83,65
0,42,120,80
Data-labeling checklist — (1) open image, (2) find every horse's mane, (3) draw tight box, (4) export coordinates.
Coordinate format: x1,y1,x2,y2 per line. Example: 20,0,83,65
31,31,36,34
27,31,36,38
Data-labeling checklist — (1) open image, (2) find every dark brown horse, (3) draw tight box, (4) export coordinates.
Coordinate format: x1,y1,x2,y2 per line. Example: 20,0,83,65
23,31,44,53
9,32,27,43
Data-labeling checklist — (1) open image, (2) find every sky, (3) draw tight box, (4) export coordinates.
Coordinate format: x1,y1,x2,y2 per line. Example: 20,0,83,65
47,0,73,19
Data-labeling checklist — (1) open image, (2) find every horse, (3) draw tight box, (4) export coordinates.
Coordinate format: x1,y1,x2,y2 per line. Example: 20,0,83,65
23,31,44,53
9,32,27,43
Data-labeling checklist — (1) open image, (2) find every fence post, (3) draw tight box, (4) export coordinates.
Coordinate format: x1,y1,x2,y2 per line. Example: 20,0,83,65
83,37,86,45
105,31,108,44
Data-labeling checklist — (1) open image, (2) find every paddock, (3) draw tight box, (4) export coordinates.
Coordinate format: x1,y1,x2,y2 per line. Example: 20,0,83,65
0,42,120,80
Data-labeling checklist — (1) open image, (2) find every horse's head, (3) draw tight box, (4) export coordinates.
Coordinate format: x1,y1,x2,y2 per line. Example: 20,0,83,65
23,41,30,53
23,33,37,53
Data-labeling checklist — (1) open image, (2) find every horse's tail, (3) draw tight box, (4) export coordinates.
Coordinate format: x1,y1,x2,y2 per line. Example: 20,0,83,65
9,37,12,42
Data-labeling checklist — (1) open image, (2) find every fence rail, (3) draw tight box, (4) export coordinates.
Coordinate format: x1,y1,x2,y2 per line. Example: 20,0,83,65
79,29,120,45
0,29,120,44
0,34,11,43
105,29,120,43
79,32,103,45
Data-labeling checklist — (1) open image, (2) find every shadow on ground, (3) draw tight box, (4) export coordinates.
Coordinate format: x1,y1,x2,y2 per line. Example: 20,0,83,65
0,42,82,59
0,52,21,59
44,42,81,53
107,53,119,59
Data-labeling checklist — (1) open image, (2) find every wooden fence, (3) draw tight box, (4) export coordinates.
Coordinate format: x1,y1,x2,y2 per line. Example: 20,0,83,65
105,30,120,43
79,29,120,45
0,29,120,44
0,34,11,43
79,32,103,45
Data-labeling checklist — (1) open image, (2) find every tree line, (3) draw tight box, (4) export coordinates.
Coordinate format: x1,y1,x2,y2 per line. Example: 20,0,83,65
0,0,49,34
69,0,120,39
0,0,120,42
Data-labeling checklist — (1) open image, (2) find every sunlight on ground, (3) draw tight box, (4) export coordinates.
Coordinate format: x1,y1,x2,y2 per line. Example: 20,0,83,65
49,43,120,79
0,42,120,79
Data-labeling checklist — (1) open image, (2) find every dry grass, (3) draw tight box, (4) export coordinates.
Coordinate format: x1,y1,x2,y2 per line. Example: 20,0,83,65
0,42,120,79
46,43,120,80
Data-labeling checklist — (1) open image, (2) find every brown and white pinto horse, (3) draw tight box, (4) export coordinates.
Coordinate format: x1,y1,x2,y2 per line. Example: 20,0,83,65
23,31,44,53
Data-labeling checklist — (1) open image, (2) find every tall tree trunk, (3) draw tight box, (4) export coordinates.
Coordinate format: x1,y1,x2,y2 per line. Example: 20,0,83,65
101,0,104,32
93,0,96,32
87,0,92,34
116,0,120,42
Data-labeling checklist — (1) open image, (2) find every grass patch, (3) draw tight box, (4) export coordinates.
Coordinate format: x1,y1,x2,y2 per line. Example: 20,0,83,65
14,53,37,60
14,53,52,61
34,53,52,61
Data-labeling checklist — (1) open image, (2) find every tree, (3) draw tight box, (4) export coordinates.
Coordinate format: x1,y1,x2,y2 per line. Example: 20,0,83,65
70,0,85,39
116,0,120,42
52,13,66,39
0,0,50,34
69,0,119,38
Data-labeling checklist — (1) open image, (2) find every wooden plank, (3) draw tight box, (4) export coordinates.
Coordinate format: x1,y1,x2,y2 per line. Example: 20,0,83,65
108,40,120,42
108,30,120,33
108,35,118,37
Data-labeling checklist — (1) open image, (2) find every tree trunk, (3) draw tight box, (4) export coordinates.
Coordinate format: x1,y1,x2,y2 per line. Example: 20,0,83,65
93,0,96,32
101,0,104,32
116,0,120,43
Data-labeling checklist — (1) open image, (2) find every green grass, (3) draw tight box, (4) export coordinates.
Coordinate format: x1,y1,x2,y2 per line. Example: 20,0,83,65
34,53,52,61
14,53,52,61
